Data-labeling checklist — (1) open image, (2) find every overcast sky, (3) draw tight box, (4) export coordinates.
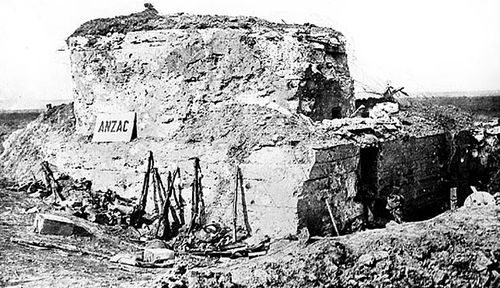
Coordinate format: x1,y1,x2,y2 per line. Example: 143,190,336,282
0,0,499,108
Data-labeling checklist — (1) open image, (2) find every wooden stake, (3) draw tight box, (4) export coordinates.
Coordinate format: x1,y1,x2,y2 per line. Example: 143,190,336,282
161,172,172,239
189,158,202,233
175,167,185,225
233,166,239,243
40,161,65,203
195,158,205,223
131,151,154,227
154,169,168,238
11,237,108,259
139,151,154,209
189,165,197,233
238,167,252,236
325,199,340,236
151,168,159,215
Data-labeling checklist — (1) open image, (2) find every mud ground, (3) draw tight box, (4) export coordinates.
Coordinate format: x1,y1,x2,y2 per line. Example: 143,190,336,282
1,184,499,288
0,187,160,288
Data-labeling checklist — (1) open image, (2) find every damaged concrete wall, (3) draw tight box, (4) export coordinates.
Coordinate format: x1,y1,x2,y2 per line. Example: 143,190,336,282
376,133,450,221
0,105,318,238
67,13,354,136
22,12,354,238
4,10,496,241
298,143,362,235
1,12,357,238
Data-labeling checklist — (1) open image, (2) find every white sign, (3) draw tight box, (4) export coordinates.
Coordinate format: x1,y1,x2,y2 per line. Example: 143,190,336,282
92,112,137,142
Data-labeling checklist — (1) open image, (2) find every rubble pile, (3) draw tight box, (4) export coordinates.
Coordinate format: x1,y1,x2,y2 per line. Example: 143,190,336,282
9,166,135,228
233,208,500,288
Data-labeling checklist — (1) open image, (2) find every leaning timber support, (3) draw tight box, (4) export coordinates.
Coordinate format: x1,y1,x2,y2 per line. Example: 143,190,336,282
151,168,160,215
188,157,205,233
233,166,239,242
325,198,340,236
154,169,167,238
232,166,252,242
160,172,173,239
131,151,154,227
188,165,198,233
238,167,252,236
40,161,65,203
195,158,205,225
176,167,186,226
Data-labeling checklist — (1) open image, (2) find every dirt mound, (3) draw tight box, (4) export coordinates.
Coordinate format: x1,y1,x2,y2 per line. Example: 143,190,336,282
0,111,40,154
0,104,75,181
225,207,500,287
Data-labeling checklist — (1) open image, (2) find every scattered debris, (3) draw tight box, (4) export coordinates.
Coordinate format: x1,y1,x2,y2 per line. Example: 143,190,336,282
34,213,92,237
109,252,140,266
10,236,108,258
40,161,65,203
143,248,175,263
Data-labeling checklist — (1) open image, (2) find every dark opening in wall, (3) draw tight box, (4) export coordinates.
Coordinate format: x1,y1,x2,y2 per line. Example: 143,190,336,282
357,145,379,226
332,107,342,119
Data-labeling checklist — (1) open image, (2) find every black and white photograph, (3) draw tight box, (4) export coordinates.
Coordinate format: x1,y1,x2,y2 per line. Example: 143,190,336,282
0,0,499,287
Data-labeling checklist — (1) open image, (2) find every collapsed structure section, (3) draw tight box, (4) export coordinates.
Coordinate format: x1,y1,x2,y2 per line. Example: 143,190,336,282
298,144,361,235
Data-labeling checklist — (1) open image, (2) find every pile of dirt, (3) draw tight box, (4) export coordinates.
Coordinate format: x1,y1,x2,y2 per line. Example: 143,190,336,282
0,103,75,180
0,111,40,154
225,207,500,288
2,178,498,287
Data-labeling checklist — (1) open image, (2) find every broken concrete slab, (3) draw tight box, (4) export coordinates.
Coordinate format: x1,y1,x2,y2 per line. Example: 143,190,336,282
109,252,139,266
143,248,175,263
34,214,92,237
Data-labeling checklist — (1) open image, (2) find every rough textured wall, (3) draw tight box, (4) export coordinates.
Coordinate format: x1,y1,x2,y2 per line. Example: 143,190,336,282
0,12,356,239
0,104,318,238
298,143,362,235
67,13,354,136
41,12,355,238
377,133,449,220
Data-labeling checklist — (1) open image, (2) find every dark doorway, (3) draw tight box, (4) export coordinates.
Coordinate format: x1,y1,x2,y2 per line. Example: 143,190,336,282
332,107,342,119
357,146,379,226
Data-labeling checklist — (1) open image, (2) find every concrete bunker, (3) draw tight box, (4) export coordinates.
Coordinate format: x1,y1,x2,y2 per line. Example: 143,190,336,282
1,8,498,243
298,132,453,236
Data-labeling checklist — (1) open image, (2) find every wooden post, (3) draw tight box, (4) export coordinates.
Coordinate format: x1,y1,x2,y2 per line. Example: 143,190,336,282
450,187,457,210
154,168,165,207
154,169,168,238
161,172,173,239
131,151,154,227
175,167,185,226
233,166,239,243
325,199,340,236
189,160,198,233
138,151,154,209
151,168,160,215
195,158,205,224
170,169,181,209
40,161,65,203
238,167,252,236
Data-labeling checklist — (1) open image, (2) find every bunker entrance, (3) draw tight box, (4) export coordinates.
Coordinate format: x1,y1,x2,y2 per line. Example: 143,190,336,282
357,146,380,226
